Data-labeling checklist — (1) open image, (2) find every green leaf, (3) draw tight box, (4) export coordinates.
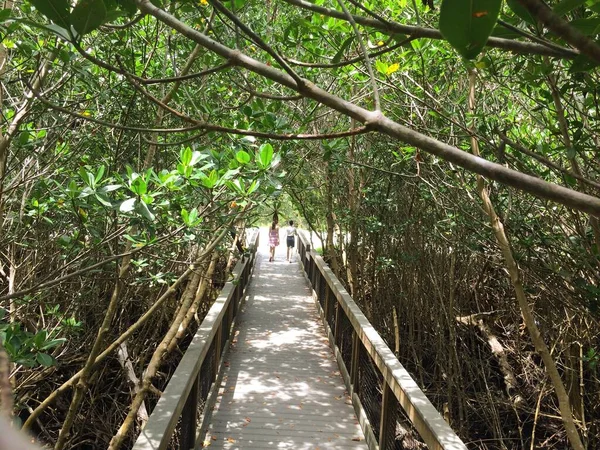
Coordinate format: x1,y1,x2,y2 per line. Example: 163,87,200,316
40,338,66,350
181,146,192,166
439,0,502,59
236,150,251,164
95,193,113,207
119,197,136,213
569,53,600,72
564,174,577,187
569,18,600,36
36,352,55,367
189,207,199,224
116,0,137,16
190,150,206,166
98,184,122,194
30,0,71,29
246,179,260,195
258,143,274,168
181,208,189,225
67,180,79,198
332,36,354,64
221,168,240,181
201,169,218,189
71,0,107,35
233,178,245,194
79,167,95,187
95,165,105,183
45,23,73,41
130,177,147,195
18,131,31,145
490,24,523,39
34,330,47,349
0,9,12,22
554,0,586,16
375,60,388,75
506,0,536,25
136,199,155,221
270,152,281,168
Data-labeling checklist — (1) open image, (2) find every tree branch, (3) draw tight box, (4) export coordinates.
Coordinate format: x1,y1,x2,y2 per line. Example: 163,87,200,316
334,0,380,110
134,0,600,217
517,0,600,63
283,0,578,59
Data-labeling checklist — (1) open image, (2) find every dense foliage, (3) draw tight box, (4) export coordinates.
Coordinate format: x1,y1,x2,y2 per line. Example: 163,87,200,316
1,0,600,448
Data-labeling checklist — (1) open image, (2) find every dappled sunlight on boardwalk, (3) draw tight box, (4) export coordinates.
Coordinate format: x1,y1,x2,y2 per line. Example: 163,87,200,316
200,229,367,449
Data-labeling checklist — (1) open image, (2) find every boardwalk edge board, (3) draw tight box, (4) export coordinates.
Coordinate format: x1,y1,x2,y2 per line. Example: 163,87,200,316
132,230,260,450
297,230,468,450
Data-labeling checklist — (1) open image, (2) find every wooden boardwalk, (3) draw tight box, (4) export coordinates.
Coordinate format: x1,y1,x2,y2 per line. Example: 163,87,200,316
200,229,367,449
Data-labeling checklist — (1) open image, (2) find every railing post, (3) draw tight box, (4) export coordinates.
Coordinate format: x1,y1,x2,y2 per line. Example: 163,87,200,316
333,294,341,342
180,375,199,449
214,323,222,379
350,331,360,390
379,381,395,450
315,269,321,302
228,290,235,330
323,285,330,322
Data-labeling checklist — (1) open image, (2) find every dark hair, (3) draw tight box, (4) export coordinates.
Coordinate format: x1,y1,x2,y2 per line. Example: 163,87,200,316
289,220,294,226
271,220,277,230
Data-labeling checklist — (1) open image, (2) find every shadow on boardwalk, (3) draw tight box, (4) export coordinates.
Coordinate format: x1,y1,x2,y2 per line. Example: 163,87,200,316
201,230,367,449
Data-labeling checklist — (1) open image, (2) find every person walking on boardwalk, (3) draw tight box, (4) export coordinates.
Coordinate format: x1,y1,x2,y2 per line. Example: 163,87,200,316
286,220,297,262
268,220,279,262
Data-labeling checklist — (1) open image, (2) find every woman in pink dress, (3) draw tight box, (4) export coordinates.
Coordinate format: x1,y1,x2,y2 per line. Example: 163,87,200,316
268,220,279,262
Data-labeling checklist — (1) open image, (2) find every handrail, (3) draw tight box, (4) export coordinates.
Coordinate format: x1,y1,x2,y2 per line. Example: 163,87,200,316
297,230,467,450
132,229,260,450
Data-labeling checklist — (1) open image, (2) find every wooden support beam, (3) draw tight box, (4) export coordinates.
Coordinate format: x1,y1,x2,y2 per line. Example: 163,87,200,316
379,380,395,450
350,331,360,391
180,375,199,449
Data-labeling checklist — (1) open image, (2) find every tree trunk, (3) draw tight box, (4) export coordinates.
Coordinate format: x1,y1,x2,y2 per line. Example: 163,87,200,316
468,68,584,450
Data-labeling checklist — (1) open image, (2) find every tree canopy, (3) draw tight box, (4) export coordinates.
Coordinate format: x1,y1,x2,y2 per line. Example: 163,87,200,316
1,0,600,448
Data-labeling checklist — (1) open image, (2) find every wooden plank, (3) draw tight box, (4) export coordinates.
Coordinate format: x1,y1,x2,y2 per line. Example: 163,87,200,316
201,228,367,450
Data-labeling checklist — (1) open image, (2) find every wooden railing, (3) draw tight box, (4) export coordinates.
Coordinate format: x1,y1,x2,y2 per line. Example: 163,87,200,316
132,229,260,450
297,231,467,450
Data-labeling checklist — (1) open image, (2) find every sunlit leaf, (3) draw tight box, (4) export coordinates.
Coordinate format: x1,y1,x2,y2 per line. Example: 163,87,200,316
258,143,273,168
136,199,155,221
119,197,136,213
386,63,400,75
236,150,251,164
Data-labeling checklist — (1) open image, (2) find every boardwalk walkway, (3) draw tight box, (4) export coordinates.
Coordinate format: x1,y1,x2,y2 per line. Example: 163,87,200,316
201,229,367,449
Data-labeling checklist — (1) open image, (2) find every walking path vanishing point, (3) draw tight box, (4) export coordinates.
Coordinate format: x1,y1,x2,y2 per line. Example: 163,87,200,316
201,229,367,449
